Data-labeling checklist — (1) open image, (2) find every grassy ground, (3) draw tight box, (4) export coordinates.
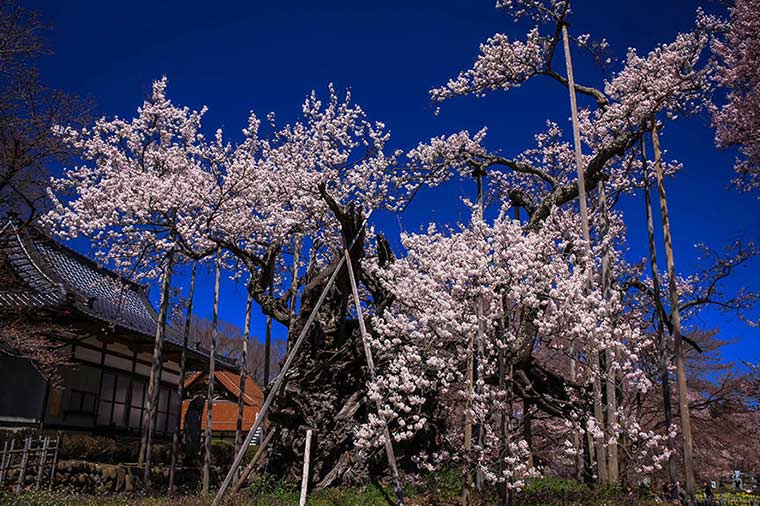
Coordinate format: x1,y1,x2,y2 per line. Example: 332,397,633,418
5,476,758,506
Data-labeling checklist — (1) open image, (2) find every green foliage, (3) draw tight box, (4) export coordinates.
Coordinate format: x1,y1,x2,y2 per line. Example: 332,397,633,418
305,485,392,506
404,468,464,505
60,434,141,464
208,440,236,467
0,430,179,465
1,474,671,506
245,473,295,497
523,476,587,497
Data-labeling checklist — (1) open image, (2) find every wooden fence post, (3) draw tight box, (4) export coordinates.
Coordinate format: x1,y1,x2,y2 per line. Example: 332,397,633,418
15,436,31,493
35,437,49,490
49,435,60,489
299,429,313,506
0,440,9,486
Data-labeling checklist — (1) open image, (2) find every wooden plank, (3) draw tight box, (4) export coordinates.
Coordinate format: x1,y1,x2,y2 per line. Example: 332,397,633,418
299,429,313,506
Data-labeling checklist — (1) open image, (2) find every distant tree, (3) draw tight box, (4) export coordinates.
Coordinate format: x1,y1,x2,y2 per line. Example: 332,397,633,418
0,0,89,220
0,316,69,382
187,313,282,385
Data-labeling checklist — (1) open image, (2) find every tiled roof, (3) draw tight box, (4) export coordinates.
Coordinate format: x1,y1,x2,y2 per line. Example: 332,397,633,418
0,220,233,368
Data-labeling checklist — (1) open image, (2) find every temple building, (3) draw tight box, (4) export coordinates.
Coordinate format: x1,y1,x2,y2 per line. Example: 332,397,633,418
0,220,233,436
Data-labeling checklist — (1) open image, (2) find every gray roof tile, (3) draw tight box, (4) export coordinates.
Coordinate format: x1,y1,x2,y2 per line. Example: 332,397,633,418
0,221,233,369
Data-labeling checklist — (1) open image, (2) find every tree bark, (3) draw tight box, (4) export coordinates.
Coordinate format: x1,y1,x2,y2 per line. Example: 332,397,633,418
169,260,197,494
140,252,174,489
202,254,222,494
651,119,696,498
213,220,367,506
640,139,677,486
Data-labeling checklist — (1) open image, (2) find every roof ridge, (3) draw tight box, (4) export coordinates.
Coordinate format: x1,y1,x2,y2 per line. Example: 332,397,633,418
9,222,61,288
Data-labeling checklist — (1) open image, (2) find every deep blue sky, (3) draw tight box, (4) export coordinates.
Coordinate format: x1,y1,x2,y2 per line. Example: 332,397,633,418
28,0,760,365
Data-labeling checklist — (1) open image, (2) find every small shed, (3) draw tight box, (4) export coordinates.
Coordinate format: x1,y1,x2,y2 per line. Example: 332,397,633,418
181,371,264,442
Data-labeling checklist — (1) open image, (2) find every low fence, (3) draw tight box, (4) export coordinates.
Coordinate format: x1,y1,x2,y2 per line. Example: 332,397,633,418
0,435,60,492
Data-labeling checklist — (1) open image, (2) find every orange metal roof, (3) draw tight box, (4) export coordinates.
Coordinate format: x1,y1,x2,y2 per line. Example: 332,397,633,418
180,399,260,431
185,370,264,406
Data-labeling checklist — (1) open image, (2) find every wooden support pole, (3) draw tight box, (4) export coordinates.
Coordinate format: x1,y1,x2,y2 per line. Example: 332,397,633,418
561,22,607,485
235,292,254,473
286,236,302,353
651,119,696,498
640,139,677,486
140,252,175,490
264,312,272,385
203,253,222,494
497,295,508,506
474,168,486,493
464,167,486,506
463,328,474,506
231,427,276,494
15,436,30,493
263,250,277,385
344,250,405,506
597,181,619,484
169,260,198,494
35,437,49,490
299,429,314,506
212,210,374,506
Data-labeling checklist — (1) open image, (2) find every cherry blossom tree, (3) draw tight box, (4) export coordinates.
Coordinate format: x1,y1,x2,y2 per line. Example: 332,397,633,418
41,0,751,496
42,77,223,487
711,0,760,192
423,0,720,494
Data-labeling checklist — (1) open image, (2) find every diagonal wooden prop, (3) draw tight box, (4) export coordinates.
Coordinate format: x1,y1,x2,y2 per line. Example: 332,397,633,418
212,210,374,505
